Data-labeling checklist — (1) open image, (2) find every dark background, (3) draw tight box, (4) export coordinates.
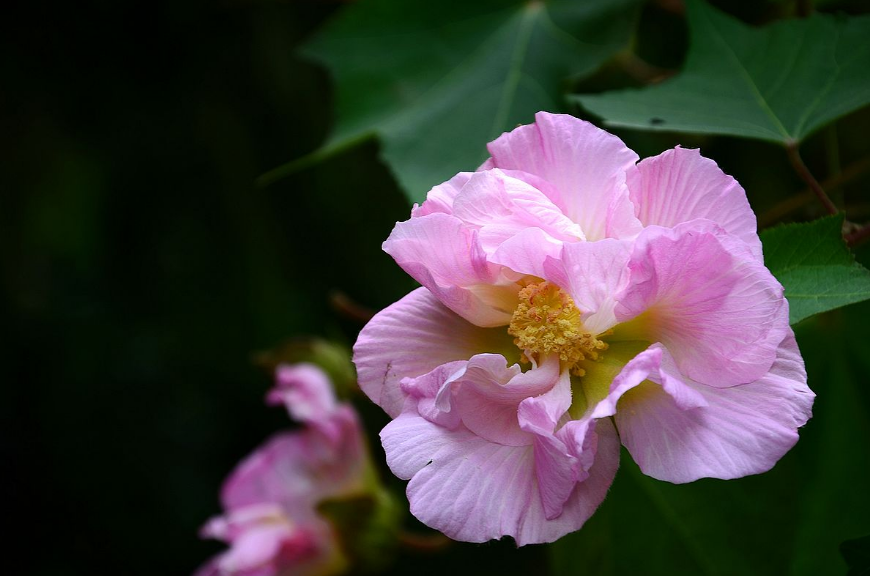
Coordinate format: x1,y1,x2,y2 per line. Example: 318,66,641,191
3,1,869,575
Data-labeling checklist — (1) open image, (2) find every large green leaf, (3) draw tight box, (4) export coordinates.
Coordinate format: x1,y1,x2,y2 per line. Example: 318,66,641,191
573,0,870,144
293,0,641,204
760,215,870,324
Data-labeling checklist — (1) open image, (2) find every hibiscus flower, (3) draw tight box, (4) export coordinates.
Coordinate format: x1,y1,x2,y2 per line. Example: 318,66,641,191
195,364,366,576
353,112,814,545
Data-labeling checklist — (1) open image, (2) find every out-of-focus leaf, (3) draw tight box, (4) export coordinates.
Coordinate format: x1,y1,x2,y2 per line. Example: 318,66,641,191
550,453,802,576
573,0,870,144
297,0,642,203
790,307,870,574
759,215,870,324
841,535,870,576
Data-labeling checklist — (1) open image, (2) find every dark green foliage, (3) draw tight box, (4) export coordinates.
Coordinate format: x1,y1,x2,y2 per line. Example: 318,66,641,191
302,0,643,202
574,0,870,145
761,215,870,323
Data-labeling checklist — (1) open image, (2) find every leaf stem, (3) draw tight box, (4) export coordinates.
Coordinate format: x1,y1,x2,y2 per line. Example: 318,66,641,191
785,141,838,216
758,154,870,226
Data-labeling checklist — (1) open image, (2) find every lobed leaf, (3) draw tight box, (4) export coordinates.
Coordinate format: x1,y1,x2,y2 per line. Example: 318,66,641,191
299,0,642,203
573,0,870,145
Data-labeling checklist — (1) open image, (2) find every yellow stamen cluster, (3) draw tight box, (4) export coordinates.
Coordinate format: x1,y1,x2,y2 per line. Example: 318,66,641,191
508,281,607,375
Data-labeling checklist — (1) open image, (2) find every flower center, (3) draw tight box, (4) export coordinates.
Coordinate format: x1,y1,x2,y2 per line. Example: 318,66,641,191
508,281,607,375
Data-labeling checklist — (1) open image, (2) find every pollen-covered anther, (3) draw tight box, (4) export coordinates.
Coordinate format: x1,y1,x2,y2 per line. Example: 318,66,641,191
508,281,607,371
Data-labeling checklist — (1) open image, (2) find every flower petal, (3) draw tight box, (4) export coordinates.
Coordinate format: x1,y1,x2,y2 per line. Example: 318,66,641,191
626,147,763,261
400,360,467,430
517,368,579,519
412,172,473,217
487,112,641,241
451,169,585,252
267,364,339,439
615,221,787,387
549,238,633,335
217,524,294,574
380,410,620,545
489,226,564,280
383,212,516,326
455,353,561,446
616,333,814,483
354,287,516,418
220,426,365,517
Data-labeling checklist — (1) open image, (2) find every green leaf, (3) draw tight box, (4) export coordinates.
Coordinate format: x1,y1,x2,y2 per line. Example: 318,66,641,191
296,0,642,203
841,535,870,576
789,308,870,575
760,215,870,324
572,0,870,144
550,449,806,576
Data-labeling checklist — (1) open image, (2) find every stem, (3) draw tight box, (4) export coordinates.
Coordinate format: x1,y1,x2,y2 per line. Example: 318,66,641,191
758,154,870,226
785,141,838,215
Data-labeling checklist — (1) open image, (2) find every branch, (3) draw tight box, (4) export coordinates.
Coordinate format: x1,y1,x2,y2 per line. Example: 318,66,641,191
785,141,838,216
758,154,870,227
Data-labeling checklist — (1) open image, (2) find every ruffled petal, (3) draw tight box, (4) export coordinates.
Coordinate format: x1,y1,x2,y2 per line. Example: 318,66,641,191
383,212,517,326
489,227,564,279
583,344,707,422
516,416,620,546
217,524,294,575
380,410,619,545
517,369,578,519
615,221,787,387
616,334,814,483
454,353,561,446
412,172,473,217
220,425,365,518
626,147,763,261
354,287,516,418
487,112,641,241
451,169,585,252
549,238,633,335
400,360,467,430
267,364,343,441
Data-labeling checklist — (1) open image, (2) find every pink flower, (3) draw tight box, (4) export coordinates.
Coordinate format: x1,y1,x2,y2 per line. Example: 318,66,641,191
196,363,366,576
353,112,814,545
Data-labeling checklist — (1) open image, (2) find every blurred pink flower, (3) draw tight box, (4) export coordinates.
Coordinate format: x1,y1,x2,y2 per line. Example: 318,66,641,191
196,363,366,576
353,112,814,545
